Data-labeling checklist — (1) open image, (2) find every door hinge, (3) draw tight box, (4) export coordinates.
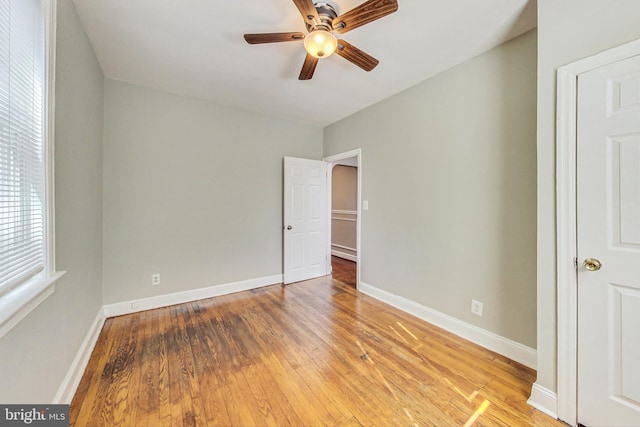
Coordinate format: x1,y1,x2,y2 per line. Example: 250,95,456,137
573,257,578,269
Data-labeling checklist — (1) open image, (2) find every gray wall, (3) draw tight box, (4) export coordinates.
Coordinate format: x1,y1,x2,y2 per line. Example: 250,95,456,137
102,80,323,304
536,0,640,394
0,0,104,402
324,30,538,348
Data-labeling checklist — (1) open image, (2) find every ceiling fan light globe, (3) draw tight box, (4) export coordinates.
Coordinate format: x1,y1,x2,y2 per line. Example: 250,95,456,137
304,30,337,59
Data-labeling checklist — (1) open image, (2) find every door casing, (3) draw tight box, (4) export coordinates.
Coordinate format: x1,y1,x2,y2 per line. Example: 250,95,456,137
555,38,640,426
323,149,362,289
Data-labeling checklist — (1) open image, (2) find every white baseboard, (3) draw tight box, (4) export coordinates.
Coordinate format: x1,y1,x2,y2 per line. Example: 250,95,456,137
331,249,357,262
53,309,105,404
358,282,537,369
527,382,559,419
103,274,283,318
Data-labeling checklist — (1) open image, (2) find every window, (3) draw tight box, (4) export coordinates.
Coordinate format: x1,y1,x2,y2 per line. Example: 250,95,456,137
0,0,61,337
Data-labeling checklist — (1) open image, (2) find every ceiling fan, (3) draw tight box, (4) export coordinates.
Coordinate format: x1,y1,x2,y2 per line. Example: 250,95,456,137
244,0,398,80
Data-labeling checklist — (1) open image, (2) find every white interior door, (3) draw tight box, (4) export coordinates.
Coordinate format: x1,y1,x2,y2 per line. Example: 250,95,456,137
283,157,328,284
577,54,640,426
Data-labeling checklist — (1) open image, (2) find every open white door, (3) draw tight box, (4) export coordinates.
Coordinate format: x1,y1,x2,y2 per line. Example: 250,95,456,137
283,157,328,284
577,54,640,426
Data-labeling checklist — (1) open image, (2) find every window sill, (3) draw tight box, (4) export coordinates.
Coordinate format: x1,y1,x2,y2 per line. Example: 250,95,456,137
0,271,66,338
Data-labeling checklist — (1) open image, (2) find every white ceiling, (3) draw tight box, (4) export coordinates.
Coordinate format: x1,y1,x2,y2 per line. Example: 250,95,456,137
71,0,537,127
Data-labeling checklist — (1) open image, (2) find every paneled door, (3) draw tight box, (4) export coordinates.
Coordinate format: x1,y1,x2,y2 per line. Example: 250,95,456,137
577,54,640,426
283,157,328,284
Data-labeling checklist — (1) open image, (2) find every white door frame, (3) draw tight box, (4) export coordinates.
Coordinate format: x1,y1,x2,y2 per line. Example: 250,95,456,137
556,38,640,426
323,149,362,288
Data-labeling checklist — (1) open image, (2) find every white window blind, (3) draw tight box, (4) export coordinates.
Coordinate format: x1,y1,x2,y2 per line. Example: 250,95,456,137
0,0,47,296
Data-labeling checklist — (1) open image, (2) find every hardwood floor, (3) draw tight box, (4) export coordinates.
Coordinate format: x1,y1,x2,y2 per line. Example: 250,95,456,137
71,276,563,427
331,255,356,287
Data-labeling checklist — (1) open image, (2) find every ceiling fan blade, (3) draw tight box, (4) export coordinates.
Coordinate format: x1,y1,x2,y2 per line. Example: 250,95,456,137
335,39,379,71
299,54,319,80
292,0,321,27
244,32,305,44
333,0,398,34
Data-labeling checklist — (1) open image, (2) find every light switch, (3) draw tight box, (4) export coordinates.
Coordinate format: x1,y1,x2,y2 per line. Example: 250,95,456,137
363,200,369,210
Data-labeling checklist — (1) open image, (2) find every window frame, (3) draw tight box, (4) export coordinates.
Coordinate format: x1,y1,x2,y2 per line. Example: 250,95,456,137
0,0,65,338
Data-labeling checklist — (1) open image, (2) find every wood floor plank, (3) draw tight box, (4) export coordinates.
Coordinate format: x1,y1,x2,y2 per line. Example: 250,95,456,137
71,264,565,426
70,318,118,427
113,313,141,427
174,304,208,427
185,301,232,426
136,308,161,427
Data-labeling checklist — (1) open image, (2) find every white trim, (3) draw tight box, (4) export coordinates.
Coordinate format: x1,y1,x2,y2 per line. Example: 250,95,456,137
527,383,559,419
332,210,357,215
0,271,65,338
45,0,57,275
324,149,362,289
103,274,283,317
556,65,579,427
331,243,357,252
331,217,357,222
555,38,640,427
331,250,357,262
54,309,105,404
359,281,537,369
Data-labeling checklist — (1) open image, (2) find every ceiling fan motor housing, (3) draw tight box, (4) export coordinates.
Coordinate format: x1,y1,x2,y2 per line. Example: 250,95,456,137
306,2,339,32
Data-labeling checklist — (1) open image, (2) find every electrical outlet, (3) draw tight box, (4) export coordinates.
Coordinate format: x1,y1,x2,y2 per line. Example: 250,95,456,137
152,274,160,285
471,299,484,317
131,302,140,309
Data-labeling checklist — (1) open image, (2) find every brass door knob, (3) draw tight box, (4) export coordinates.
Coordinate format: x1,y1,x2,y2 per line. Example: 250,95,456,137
583,258,602,271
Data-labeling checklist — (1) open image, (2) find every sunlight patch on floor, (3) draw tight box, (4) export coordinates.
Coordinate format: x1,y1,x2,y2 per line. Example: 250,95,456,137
389,325,409,343
463,399,491,427
444,377,480,403
397,321,419,340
